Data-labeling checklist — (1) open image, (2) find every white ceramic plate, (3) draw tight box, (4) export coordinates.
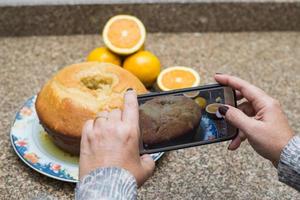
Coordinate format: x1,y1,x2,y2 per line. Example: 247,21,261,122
10,95,164,183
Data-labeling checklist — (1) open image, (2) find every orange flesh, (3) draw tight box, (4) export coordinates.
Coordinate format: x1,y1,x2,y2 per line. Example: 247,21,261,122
207,104,219,113
161,69,197,90
107,19,141,49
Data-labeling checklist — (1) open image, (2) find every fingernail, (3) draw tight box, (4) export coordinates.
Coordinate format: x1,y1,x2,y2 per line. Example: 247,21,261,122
218,105,229,116
126,88,133,91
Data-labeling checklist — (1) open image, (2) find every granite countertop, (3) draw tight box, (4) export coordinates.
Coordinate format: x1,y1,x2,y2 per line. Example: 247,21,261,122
2,1,300,37
0,32,299,199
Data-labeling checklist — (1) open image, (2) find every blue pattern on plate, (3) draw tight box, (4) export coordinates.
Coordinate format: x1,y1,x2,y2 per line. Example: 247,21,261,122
15,96,35,120
12,135,75,180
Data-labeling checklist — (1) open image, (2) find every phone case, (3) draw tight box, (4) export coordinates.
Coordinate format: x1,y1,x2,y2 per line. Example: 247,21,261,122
138,83,238,154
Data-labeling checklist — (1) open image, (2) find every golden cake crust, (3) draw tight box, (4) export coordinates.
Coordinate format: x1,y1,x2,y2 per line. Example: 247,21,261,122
36,62,147,140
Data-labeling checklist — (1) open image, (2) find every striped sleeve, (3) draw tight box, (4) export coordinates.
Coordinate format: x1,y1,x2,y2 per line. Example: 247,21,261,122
278,136,300,191
75,167,137,200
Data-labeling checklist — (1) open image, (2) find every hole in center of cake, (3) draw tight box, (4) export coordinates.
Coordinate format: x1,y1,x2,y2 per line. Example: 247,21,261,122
81,75,113,90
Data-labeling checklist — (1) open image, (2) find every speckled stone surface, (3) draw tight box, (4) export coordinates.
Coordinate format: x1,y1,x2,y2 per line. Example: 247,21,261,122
2,0,300,7
0,32,300,199
2,2,300,36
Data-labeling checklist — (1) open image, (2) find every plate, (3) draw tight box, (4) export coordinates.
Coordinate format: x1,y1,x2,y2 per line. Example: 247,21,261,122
10,95,164,183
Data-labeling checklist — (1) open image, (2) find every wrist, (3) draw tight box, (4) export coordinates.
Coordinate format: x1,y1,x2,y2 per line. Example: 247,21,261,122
273,133,295,168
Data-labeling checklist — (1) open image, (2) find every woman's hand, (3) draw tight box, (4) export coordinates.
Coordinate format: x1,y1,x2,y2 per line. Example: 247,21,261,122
79,89,155,186
215,74,294,167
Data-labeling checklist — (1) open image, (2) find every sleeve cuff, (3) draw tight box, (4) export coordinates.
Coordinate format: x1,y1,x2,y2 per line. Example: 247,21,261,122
278,136,300,191
75,167,137,200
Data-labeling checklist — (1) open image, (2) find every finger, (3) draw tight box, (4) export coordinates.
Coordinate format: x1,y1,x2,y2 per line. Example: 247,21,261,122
94,111,109,129
227,131,247,150
215,74,271,110
141,154,155,173
122,89,139,125
139,154,155,186
108,109,122,122
218,105,258,135
81,120,94,148
238,101,255,116
228,135,242,151
235,90,244,101
239,130,247,141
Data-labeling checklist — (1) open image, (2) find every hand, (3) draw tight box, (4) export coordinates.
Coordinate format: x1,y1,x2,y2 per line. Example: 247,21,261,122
215,74,294,167
79,89,155,186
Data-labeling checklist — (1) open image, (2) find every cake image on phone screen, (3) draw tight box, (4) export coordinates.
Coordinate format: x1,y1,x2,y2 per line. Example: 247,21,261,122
139,95,202,145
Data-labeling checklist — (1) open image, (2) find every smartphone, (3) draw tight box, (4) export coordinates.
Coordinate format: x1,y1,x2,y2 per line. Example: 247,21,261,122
138,84,238,154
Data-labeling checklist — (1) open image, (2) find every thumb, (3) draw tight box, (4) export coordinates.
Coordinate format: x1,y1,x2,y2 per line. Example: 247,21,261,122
218,105,256,134
140,154,155,179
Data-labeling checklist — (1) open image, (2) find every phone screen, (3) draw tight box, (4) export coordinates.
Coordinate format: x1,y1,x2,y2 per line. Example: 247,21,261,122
138,84,237,154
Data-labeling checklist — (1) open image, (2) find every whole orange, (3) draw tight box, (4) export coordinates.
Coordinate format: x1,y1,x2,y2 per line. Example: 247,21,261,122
123,51,160,87
86,47,122,66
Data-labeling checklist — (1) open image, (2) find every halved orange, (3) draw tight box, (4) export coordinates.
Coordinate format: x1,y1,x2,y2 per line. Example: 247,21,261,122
102,15,146,55
157,66,200,91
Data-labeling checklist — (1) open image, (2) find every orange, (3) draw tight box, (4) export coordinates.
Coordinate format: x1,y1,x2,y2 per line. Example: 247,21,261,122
123,51,161,87
157,66,200,91
194,97,207,109
86,47,121,66
102,15,146,55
